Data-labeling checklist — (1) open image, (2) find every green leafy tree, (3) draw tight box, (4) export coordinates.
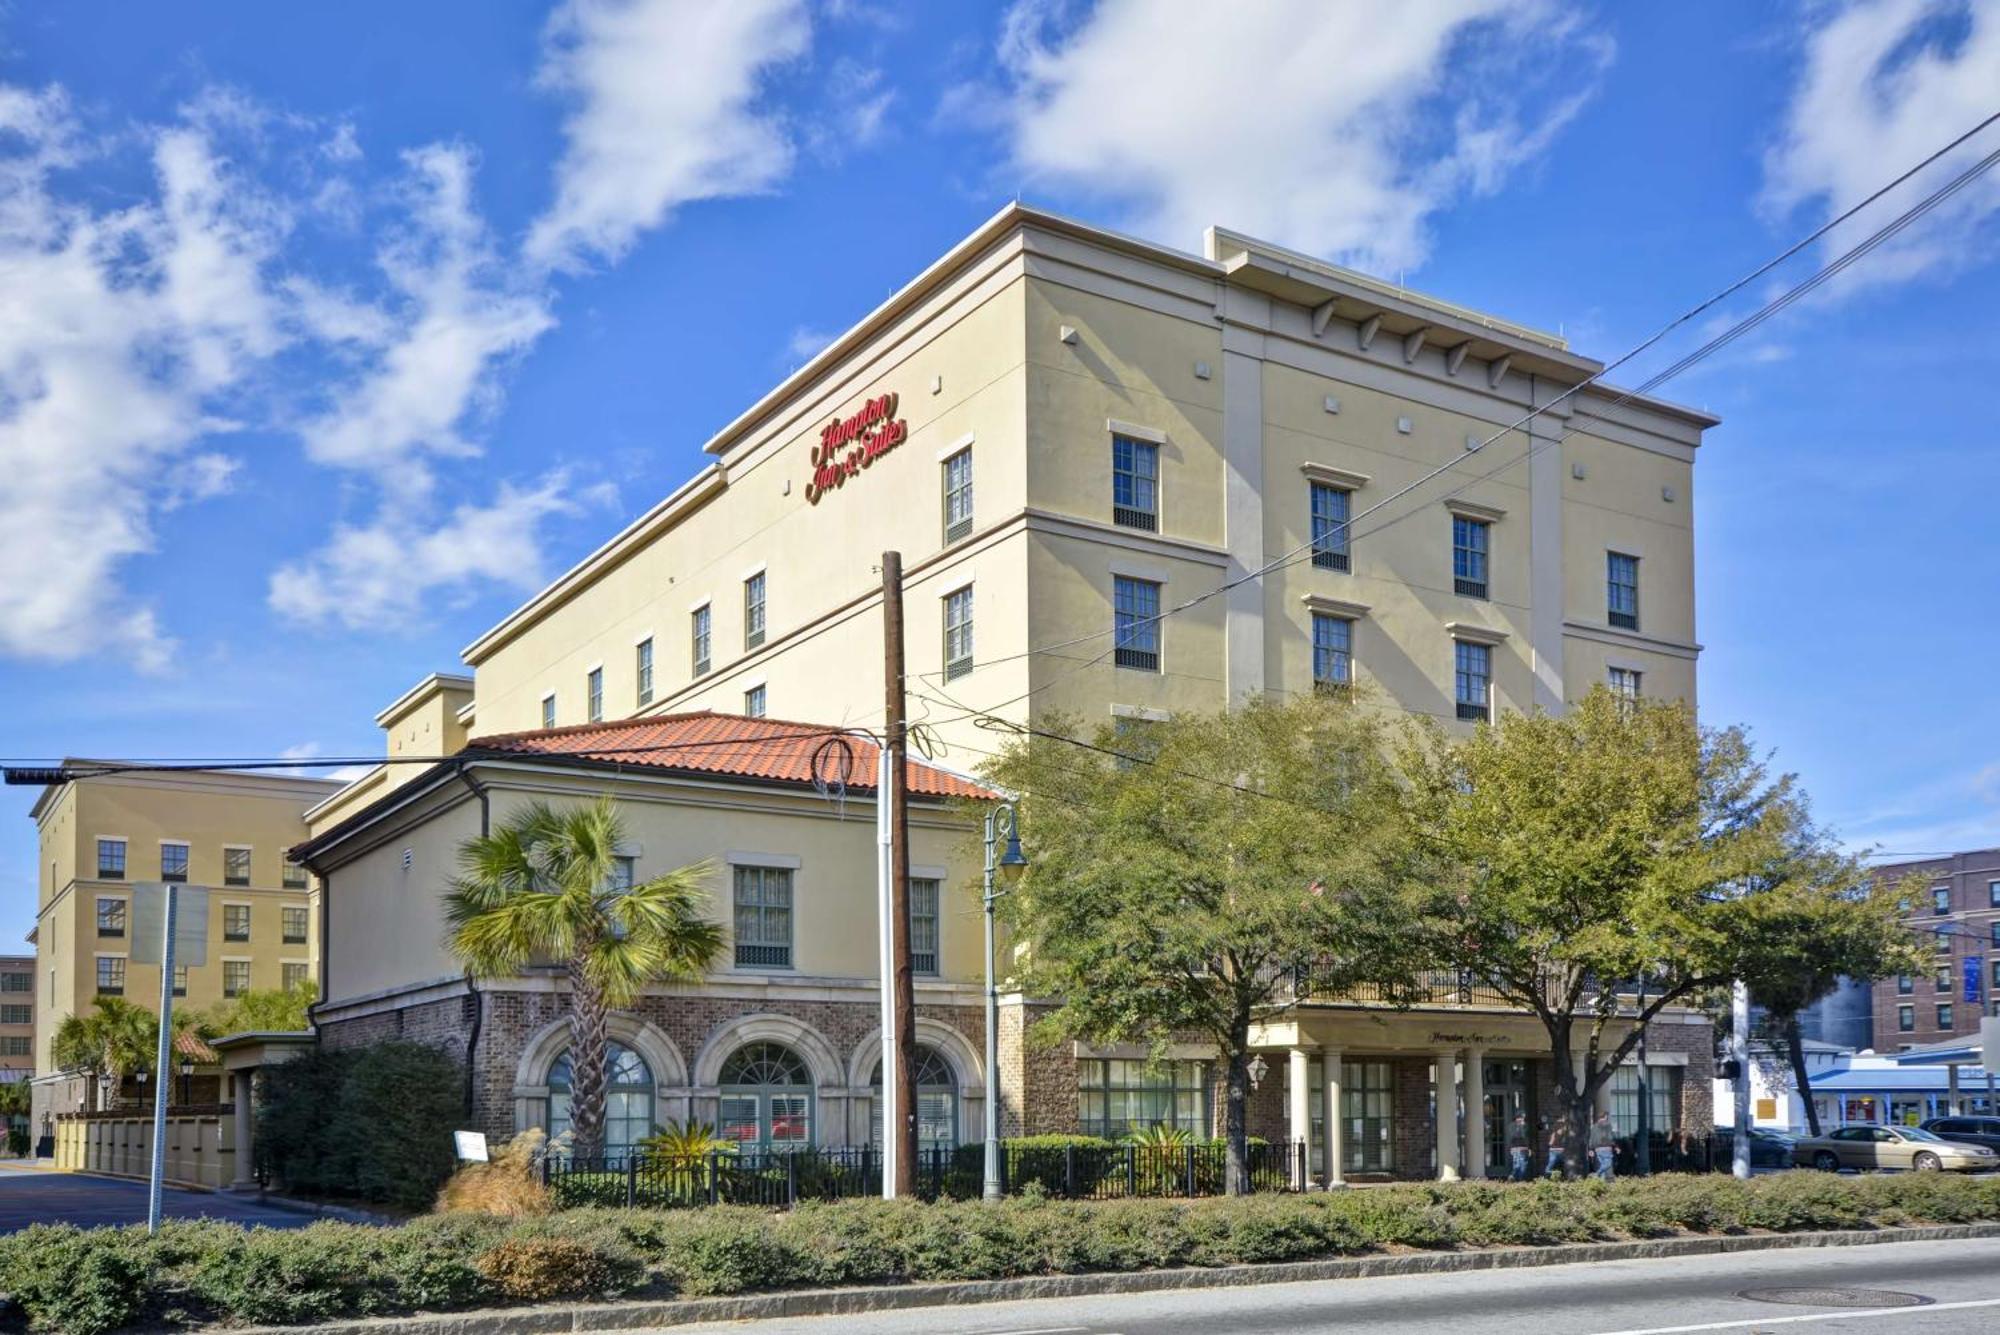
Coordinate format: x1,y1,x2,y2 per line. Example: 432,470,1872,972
1399,688,1885,1168
444,796,724,1158
985,693,1419,1194
201,979,317,1035
52,997,160,1107
1732,841,1926,1136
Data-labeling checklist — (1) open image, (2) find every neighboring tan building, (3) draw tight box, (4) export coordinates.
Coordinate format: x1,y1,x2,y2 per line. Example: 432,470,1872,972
0,955,31,1081
27,765,340,1136
1873,849,2000,1048
300,204,1720,1182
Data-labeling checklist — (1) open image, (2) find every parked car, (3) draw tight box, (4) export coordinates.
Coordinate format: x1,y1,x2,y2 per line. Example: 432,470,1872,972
1793,1124,1999,1173
1708,1126,1796,1169
1920,1116,2000,1153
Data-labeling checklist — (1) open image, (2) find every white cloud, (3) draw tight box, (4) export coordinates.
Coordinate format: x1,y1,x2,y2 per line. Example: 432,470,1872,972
269,472,588,629
990,0,1609,274
784,324,837,362
298,144,556,481
0,85,288,671
524,0,811,271
1764,0,2000,294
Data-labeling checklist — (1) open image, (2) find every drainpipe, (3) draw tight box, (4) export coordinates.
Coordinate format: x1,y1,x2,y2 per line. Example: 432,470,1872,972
457,763,491,1120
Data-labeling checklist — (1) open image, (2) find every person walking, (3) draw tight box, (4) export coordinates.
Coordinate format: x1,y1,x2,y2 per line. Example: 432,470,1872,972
1507,1114,1531,1181
1588,1110,1617,1182
1544,1117,1568,1180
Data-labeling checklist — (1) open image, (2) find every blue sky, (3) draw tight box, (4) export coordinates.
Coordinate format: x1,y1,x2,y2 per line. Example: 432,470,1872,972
3,0,1998,947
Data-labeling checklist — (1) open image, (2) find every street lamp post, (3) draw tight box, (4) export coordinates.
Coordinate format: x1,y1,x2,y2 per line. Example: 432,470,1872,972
179,1057,195,1108
983,802,1027,1202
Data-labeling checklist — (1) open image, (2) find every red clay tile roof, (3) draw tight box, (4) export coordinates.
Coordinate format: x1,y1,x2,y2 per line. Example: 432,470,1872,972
467,711,995,801
174,1030,219,1064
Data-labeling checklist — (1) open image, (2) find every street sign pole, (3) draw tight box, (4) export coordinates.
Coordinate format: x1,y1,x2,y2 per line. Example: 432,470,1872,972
1731,978,1752,1181
147,882,178,1233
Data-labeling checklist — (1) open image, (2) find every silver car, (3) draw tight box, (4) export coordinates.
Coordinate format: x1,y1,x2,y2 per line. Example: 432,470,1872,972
1795,1124,1999,1173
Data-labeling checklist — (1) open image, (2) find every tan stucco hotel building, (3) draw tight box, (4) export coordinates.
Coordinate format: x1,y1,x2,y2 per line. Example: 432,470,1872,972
300,205,1717,1183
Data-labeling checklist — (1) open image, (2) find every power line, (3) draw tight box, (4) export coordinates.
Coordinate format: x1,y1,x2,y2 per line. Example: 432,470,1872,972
913,111,2000,726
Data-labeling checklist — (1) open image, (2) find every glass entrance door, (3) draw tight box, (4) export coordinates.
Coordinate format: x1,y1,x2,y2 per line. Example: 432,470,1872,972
1482,1060,1534,1174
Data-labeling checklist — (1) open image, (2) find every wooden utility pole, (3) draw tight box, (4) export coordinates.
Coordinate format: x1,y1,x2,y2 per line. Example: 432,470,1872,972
882,550,917,1196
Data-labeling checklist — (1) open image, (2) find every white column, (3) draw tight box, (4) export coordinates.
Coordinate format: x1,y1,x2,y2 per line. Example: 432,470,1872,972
1434,1052,1461,1182
1287,1048,1311,1190
1321,1046,1345,1188
1948,1063,1962,1117
228,1071,256,1190
1463,1049,1487,1179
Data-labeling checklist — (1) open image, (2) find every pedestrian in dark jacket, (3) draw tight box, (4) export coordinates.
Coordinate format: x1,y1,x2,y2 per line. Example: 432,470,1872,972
1544,1118,1568,1179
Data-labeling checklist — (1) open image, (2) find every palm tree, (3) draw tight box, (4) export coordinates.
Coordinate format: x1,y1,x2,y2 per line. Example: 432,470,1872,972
444,796,723,1159
52,1011,108,1110
52,997,162,1108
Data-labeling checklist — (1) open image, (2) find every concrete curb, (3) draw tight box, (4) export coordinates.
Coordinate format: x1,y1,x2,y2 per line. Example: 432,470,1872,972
228,1221,2000,1335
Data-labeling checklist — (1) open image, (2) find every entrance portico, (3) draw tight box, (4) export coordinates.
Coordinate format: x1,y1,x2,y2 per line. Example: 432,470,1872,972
1252,1008,1644,1184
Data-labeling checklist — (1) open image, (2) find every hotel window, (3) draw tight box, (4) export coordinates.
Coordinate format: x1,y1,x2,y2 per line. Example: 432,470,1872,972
1990,879,2000,908
1311,613,1352,692
282,962,308,991
172,965,187,998
282,906,308,945
1937,964,1952,991
1609,1065,1683,1139
160,842,188,882
942,447,974,543
0,1037,24,1057
224,846,251,886
910,877,940,975
732,865,793,969
744,572,767,650
1898,1004,1915,1032
97,956,125,996
636,637,654,706
607,855,637,893
692,605,712,676
96,897,126,938
541,694,556,729
587,667,604,723
943,586,974,681
1609,666,1642,701
282,859,307,890
1112,714,1164,769
1937,1002,1954,1030
1309,482,1350,571
1452,517,1490,599
224,904,251,942
1,972,27,994
1897,974,1913,994
1607,552,1640,629
744,684,767,718
1992,920,2000,947
1,1004,28,1025
97,838,125,879
1077,1058,1208,1139
223,960,250,998
1113,576,1161,671
1934,886,1951,914
1454,640,1492,722
1936,926,1953,953
1111,435,1159,531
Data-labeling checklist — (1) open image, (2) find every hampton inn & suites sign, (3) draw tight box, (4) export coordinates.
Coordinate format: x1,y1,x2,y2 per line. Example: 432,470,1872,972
805,392,907,504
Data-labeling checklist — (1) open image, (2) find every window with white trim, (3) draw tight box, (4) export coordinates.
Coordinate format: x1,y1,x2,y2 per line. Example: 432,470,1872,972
1112,436,1159,531
223,960,250,997
283,859,308,890
224,846,251,886
97,956,125,995
541,694,557,729
282,962,308,991
942,447,973,543
1607,552,1640,629
1311,613,1352,692
1452,517,1489,599
636,637,654,706
744,572,767,650
97,838,125,880
692,605,712,676
1609,666,1642,701
1309,482,1349,571
733,865,793,968
1454,640,1492,722
224,904,250,942
282,906,308,944
96,897,125,938
910,877,940,975
943,586,974,682
160,843,188,883
1113,576,1161,671
744,684,767,718
587,666,604,723
172,964,187,997
1077,1059,1208,1139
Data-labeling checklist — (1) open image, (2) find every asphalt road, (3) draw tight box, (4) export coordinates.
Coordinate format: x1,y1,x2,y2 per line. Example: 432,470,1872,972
0,1162,311,1231
647,1236,2000,1335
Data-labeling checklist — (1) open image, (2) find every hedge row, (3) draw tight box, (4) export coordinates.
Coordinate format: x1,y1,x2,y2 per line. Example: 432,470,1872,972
4,1172,1998,1335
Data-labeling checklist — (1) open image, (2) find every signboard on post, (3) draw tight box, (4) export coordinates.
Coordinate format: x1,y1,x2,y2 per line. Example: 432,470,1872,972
453,1131,490,1162
130,884,208,967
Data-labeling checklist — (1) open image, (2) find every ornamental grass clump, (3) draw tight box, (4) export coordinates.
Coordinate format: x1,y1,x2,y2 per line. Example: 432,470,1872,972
436,1128,554,1218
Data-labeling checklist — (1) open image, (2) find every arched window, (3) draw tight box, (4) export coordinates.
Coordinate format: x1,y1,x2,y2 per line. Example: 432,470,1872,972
718,1042,813,1150
548,1042,654,1155
870,1044,959,1146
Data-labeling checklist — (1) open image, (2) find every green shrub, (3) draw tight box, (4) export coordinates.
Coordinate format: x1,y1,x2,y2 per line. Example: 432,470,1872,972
474,1235,639,1301
654,1208,808,1296
0,1225,147,1335
257,1041,465,1210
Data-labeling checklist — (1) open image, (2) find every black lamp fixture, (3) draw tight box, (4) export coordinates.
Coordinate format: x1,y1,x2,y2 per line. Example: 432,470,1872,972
179,1056,195,1106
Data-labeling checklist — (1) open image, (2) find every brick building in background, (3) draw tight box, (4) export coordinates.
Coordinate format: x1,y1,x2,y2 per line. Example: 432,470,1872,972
1872,849,2000,1048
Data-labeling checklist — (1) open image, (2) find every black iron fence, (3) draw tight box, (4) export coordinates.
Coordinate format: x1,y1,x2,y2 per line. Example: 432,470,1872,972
541,1140,1307,1210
